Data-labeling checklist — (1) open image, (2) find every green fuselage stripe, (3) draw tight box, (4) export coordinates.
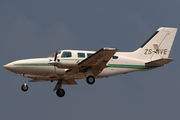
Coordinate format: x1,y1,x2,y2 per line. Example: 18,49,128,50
14,63,159,69
14,63,53,66
108,64,159,69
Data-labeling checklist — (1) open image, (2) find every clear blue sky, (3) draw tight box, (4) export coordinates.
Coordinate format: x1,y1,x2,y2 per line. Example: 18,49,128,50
1,1,180,120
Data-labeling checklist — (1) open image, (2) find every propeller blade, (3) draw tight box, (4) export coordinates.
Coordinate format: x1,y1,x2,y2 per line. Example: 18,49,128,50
54,51,58,61
48,50,58,67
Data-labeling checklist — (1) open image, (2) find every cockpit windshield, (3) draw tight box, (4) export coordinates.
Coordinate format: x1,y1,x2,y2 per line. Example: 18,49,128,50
48,51,61,57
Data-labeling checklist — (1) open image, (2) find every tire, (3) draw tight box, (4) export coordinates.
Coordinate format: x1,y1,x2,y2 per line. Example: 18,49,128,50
86,75,95,85
56,88,65,97
21,84,28,92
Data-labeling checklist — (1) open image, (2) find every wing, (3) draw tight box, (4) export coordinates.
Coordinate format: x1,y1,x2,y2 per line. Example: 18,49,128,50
67,48,118,76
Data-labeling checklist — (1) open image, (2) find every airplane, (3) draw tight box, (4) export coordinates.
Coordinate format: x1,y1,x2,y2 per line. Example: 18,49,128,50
3,27,177,98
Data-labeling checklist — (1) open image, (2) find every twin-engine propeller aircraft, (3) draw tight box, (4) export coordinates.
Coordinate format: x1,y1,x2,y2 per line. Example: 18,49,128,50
4,27,177,97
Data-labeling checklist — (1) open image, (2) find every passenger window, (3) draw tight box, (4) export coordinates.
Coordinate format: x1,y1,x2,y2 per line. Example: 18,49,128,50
61,51,72,58
78,53,85,58
113,56,118,59
87,53,93,58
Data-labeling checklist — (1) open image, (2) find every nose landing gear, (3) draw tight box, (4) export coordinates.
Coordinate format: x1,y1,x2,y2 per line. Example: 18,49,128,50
21,75,28,92
21,83,28,92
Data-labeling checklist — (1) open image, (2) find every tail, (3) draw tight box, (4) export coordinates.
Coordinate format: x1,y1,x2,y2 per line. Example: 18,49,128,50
132,27,178,61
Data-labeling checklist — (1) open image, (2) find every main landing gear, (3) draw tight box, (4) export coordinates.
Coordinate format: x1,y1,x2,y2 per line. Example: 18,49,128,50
86,75,95,84
56,88,65,97
54,80,66,98
86,68,95,85
55,76,95,98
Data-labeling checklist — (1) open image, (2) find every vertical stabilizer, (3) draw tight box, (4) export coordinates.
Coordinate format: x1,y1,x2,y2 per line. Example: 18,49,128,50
132,27,177,61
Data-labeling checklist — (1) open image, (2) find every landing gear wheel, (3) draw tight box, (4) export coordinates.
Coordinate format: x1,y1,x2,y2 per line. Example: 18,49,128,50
86,75,95,85
21,83,28,92
56,88,65,97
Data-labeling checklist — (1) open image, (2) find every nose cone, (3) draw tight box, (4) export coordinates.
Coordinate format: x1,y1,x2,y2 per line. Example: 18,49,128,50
3,62,16,73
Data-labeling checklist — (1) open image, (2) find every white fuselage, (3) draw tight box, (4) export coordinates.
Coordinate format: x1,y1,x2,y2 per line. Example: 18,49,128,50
4,50,151,81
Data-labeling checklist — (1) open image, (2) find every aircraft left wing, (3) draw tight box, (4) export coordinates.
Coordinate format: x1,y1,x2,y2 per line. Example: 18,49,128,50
67,48,118,76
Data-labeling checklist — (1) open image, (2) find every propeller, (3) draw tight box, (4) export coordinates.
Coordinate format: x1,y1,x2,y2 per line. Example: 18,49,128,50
48,51,59,74
49,51,58,66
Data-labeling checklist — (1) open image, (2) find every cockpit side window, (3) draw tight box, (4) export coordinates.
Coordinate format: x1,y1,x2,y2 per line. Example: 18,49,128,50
61,51,72,58
49,51,61,57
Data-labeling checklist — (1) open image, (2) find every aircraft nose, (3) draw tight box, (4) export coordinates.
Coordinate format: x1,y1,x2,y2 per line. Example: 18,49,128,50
3,62,15,72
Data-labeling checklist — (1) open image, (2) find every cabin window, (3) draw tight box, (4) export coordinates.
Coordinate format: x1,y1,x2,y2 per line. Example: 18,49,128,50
61,51,72,58
87,53,93,58
78,53,85,58
113,56,118,59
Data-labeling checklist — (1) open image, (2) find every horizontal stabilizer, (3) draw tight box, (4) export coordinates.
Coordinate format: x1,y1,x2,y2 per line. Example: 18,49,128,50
145,58,174,66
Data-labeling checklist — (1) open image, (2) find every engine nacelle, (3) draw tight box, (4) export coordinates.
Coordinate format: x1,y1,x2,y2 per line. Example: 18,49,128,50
56,60,79,68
